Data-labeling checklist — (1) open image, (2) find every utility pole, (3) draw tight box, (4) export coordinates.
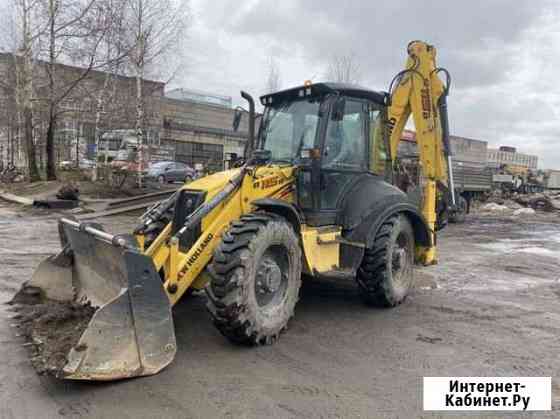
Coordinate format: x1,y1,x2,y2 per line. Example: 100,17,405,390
75,120,80,167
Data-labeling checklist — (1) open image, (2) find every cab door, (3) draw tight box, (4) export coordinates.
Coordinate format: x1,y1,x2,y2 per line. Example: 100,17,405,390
297,97,370,226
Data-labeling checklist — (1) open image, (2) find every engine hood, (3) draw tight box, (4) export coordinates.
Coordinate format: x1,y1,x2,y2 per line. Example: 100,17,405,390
182,165,295,201
183,168,243,198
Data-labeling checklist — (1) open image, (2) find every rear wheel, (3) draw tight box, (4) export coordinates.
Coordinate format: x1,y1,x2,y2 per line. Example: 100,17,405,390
206,213,302,345
357,214,415,307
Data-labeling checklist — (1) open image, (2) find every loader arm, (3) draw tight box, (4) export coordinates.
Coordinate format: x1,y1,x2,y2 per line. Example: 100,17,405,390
386,40,454,264
142,165,296,306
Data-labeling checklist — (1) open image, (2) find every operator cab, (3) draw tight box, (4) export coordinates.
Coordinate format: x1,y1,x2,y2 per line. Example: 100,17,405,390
258,82,390,226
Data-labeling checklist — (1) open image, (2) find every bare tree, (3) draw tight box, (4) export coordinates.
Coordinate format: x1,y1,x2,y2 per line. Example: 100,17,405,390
121,0,189,187
9,0,43,181
37,0,113,180
326,52,361,84
90,0,128,180
265,55,281,94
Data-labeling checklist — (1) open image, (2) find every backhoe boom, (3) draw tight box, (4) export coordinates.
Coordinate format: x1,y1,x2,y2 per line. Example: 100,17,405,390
387,40,455,264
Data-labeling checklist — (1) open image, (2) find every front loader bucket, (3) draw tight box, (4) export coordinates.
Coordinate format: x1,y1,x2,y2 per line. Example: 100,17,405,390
14,219,176,381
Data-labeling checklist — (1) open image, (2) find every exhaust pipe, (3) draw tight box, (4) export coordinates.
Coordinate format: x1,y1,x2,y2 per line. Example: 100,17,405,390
241,91,256,159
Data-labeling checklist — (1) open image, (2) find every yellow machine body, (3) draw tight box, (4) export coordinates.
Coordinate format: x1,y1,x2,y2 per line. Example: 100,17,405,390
145,166,303,306
16,40,453,381
386,41,451,264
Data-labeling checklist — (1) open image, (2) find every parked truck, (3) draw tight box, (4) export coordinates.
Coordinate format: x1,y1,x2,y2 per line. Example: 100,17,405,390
398,133,492,213
545,170,560,190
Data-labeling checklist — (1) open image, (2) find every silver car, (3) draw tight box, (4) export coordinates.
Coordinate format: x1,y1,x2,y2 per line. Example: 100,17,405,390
146,161,196,183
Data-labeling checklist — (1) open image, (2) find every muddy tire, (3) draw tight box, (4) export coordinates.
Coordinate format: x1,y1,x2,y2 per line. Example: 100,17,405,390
357,214,415,307
206,213,302,345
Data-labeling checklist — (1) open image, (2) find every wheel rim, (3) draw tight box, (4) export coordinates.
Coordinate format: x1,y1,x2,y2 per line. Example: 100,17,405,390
158,175,165,184
391,232,411,288
254,245,289,308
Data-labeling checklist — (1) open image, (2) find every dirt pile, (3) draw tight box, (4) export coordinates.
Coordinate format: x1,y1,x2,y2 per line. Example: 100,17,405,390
9,295,94,377
481,191,560,216
56,182,80,201
513,193,560,212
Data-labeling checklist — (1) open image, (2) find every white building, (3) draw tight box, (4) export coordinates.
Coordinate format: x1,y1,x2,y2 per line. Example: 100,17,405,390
487,146,538,171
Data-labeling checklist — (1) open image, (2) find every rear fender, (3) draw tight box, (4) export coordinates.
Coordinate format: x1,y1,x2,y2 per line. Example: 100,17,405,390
361,204,432,249
343,202,432,270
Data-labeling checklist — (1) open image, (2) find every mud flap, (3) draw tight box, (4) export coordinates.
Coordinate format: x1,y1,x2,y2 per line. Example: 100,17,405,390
18,220,176,380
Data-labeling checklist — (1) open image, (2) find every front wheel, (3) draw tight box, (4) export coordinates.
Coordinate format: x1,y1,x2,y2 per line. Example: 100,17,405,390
357,214,415,307
206,213,302,345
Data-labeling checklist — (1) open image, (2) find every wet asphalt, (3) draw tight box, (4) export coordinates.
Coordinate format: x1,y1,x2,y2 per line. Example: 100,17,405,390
0,201,559,418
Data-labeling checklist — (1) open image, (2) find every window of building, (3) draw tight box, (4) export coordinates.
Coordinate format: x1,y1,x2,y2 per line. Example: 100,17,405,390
170,140,224,172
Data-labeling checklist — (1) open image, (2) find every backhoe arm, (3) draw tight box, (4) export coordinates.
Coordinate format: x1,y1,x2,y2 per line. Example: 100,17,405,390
387,40,453,264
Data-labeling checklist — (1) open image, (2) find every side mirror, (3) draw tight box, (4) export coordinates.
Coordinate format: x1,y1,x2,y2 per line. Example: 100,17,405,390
233,108,243,132
331,97,346,121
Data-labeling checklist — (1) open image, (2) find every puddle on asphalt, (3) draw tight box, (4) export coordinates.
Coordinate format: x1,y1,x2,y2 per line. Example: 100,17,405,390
476,229,560,257
519,247,559,256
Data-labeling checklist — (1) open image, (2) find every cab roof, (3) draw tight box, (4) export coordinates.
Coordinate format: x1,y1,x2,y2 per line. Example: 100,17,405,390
260,82,388,107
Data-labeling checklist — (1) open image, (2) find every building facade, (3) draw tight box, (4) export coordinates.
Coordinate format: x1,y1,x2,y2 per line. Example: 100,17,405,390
158,96,248,172
0,53,251,173
165,88,232,108
0,52,164,168
487,146,538,173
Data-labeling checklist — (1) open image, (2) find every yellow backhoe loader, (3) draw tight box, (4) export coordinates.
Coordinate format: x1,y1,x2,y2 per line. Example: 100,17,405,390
13,41,463,380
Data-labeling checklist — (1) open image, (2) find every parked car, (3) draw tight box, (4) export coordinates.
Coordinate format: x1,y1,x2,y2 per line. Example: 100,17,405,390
59,160,74,170
146,161,196,183
110,147,149,172
78,159,96,170
59,159,96,170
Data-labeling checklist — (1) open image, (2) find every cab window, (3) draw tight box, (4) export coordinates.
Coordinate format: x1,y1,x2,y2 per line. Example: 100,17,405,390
369,107,387,175
323,100,367,171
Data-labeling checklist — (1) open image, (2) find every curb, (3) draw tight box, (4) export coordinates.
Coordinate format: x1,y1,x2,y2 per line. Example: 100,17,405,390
0,190,34,206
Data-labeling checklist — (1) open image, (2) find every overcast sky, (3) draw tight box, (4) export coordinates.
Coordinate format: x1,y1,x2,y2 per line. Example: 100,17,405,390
177,0,560,169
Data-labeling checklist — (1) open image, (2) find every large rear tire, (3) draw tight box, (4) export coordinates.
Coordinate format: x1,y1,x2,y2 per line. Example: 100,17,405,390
357,214,415,307
206,213,302,345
